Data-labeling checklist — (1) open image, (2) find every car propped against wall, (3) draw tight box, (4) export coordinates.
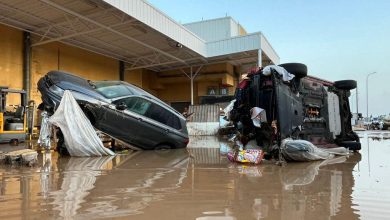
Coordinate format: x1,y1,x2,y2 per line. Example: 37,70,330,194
230,63,361,152
38,71,189,150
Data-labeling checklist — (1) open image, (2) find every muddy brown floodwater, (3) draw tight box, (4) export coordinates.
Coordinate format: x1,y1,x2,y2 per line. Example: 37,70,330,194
0,131,390,219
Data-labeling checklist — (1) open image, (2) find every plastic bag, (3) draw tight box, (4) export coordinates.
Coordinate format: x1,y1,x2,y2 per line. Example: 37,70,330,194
49,90,114,157
281,139,333,161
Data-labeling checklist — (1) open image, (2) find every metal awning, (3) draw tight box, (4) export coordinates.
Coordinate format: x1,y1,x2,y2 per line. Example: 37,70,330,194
0,0,279,72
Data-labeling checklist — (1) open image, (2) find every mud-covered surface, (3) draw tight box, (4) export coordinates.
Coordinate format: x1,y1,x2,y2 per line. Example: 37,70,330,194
0,131,389,219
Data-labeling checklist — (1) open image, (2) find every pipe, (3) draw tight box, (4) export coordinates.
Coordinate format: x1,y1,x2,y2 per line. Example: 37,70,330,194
119,60,125,81
23,31,31,105
190,66,193,105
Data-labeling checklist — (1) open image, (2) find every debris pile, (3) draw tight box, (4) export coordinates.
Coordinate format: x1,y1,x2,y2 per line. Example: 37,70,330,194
0,149,38,166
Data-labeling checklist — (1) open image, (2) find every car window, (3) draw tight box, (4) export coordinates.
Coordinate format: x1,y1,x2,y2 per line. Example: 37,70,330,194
114,97,151,115
145,103,182,130
114,97,182,130
94,82,133,99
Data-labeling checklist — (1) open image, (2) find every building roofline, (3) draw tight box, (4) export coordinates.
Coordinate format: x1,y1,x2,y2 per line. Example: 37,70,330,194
183,16,235,26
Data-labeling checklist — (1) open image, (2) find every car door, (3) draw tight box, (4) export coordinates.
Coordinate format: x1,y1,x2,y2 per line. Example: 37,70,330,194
115,96,164,149
93,103,140,145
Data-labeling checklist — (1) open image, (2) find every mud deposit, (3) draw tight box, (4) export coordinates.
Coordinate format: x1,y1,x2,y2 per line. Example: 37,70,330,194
0,131,389,219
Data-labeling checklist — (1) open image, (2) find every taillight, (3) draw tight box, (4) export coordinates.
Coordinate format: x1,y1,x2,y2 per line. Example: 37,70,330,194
184,138,189,146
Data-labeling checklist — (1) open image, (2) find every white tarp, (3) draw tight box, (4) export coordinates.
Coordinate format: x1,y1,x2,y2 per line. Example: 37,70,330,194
281,138,348,162
262,65,294,81
49,90,114,157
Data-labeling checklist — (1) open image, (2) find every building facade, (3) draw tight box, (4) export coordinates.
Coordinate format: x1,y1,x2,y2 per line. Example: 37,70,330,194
0,0,279,112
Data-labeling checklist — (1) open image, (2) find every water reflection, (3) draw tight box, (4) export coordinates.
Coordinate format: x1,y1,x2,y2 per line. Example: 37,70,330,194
49,156,114,219
0,135,371,220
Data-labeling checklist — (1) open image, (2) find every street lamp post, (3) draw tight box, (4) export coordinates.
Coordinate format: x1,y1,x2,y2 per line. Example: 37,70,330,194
366,71,377,128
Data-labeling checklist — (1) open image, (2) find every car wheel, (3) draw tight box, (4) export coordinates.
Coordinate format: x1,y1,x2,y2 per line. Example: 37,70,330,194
334,80,357,90
154,144,173,154
278,63,308,78
10,139,19,146
339,141,361,151
56,129,70,156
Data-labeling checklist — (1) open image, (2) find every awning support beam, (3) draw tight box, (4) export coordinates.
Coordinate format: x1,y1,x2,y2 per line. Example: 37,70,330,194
181,65,203,105
32,20,136,47
39,0,187,64
258,49,262,68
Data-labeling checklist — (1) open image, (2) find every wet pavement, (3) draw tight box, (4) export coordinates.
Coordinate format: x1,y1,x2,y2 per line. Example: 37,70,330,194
0,131,390,219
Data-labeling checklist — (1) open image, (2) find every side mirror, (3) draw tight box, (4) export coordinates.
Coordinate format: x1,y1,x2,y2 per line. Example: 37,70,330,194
116,103,127,111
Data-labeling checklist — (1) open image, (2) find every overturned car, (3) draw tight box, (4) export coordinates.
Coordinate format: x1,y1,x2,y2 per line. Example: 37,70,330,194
230,63,361,152
38,71,189,150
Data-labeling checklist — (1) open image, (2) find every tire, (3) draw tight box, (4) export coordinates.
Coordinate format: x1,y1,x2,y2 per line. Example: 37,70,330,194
154,144,173,154
56,129,70,156
339,141,361,151
334,80,357,90
10,139,19,146
278,63,308,78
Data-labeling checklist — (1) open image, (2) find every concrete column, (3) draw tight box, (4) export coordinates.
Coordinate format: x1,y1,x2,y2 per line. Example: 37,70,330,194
190,66,194,105
23,31,31,104
258,49,262,68
119,60,125,81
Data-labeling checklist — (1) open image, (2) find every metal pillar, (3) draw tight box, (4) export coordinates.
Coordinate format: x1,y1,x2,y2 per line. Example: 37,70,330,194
356,85,359,121
356,85,359,116
119,60,125,81
366,72,376,124
257,49,262,67
23,31,31,104
190,66,194,105
181,66,203,105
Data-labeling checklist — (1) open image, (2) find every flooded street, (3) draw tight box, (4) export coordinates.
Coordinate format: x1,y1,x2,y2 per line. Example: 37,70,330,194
0,131,389,219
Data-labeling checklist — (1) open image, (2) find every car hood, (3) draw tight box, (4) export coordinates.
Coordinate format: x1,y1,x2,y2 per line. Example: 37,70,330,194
46,71,106,101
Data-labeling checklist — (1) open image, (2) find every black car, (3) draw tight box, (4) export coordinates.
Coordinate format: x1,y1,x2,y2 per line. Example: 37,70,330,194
231,63,361,152
38,71,189,150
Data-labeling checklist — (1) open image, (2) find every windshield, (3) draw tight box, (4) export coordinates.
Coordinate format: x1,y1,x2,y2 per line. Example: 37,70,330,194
93,81,134,99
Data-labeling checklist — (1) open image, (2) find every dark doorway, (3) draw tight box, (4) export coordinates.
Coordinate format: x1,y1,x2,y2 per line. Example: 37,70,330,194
171,102,191,113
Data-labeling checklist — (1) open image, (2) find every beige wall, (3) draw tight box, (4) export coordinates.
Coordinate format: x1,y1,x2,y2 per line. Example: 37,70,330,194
0,24,23,105
158,82,191,103
31,41,119,103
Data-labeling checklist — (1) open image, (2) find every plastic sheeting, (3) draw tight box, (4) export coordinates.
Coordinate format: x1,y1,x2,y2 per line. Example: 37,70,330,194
281,139,350,162
49,90,114,157
281,139,333,161
223,99,235,118
262,65,294,82
38,111,52,150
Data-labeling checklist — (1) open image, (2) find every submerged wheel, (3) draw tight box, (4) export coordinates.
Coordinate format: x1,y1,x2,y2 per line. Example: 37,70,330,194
339,141,361,151
56,129,70,156
334,80,357,90
154,144,173,154
278,63,308,78
10,139,19,146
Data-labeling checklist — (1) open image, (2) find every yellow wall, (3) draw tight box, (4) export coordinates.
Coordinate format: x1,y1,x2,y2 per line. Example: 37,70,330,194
31,41,119,103
124,69,143,87
124,69,158,96
58,45,118,80
0,24,23,105
158,82,191,103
